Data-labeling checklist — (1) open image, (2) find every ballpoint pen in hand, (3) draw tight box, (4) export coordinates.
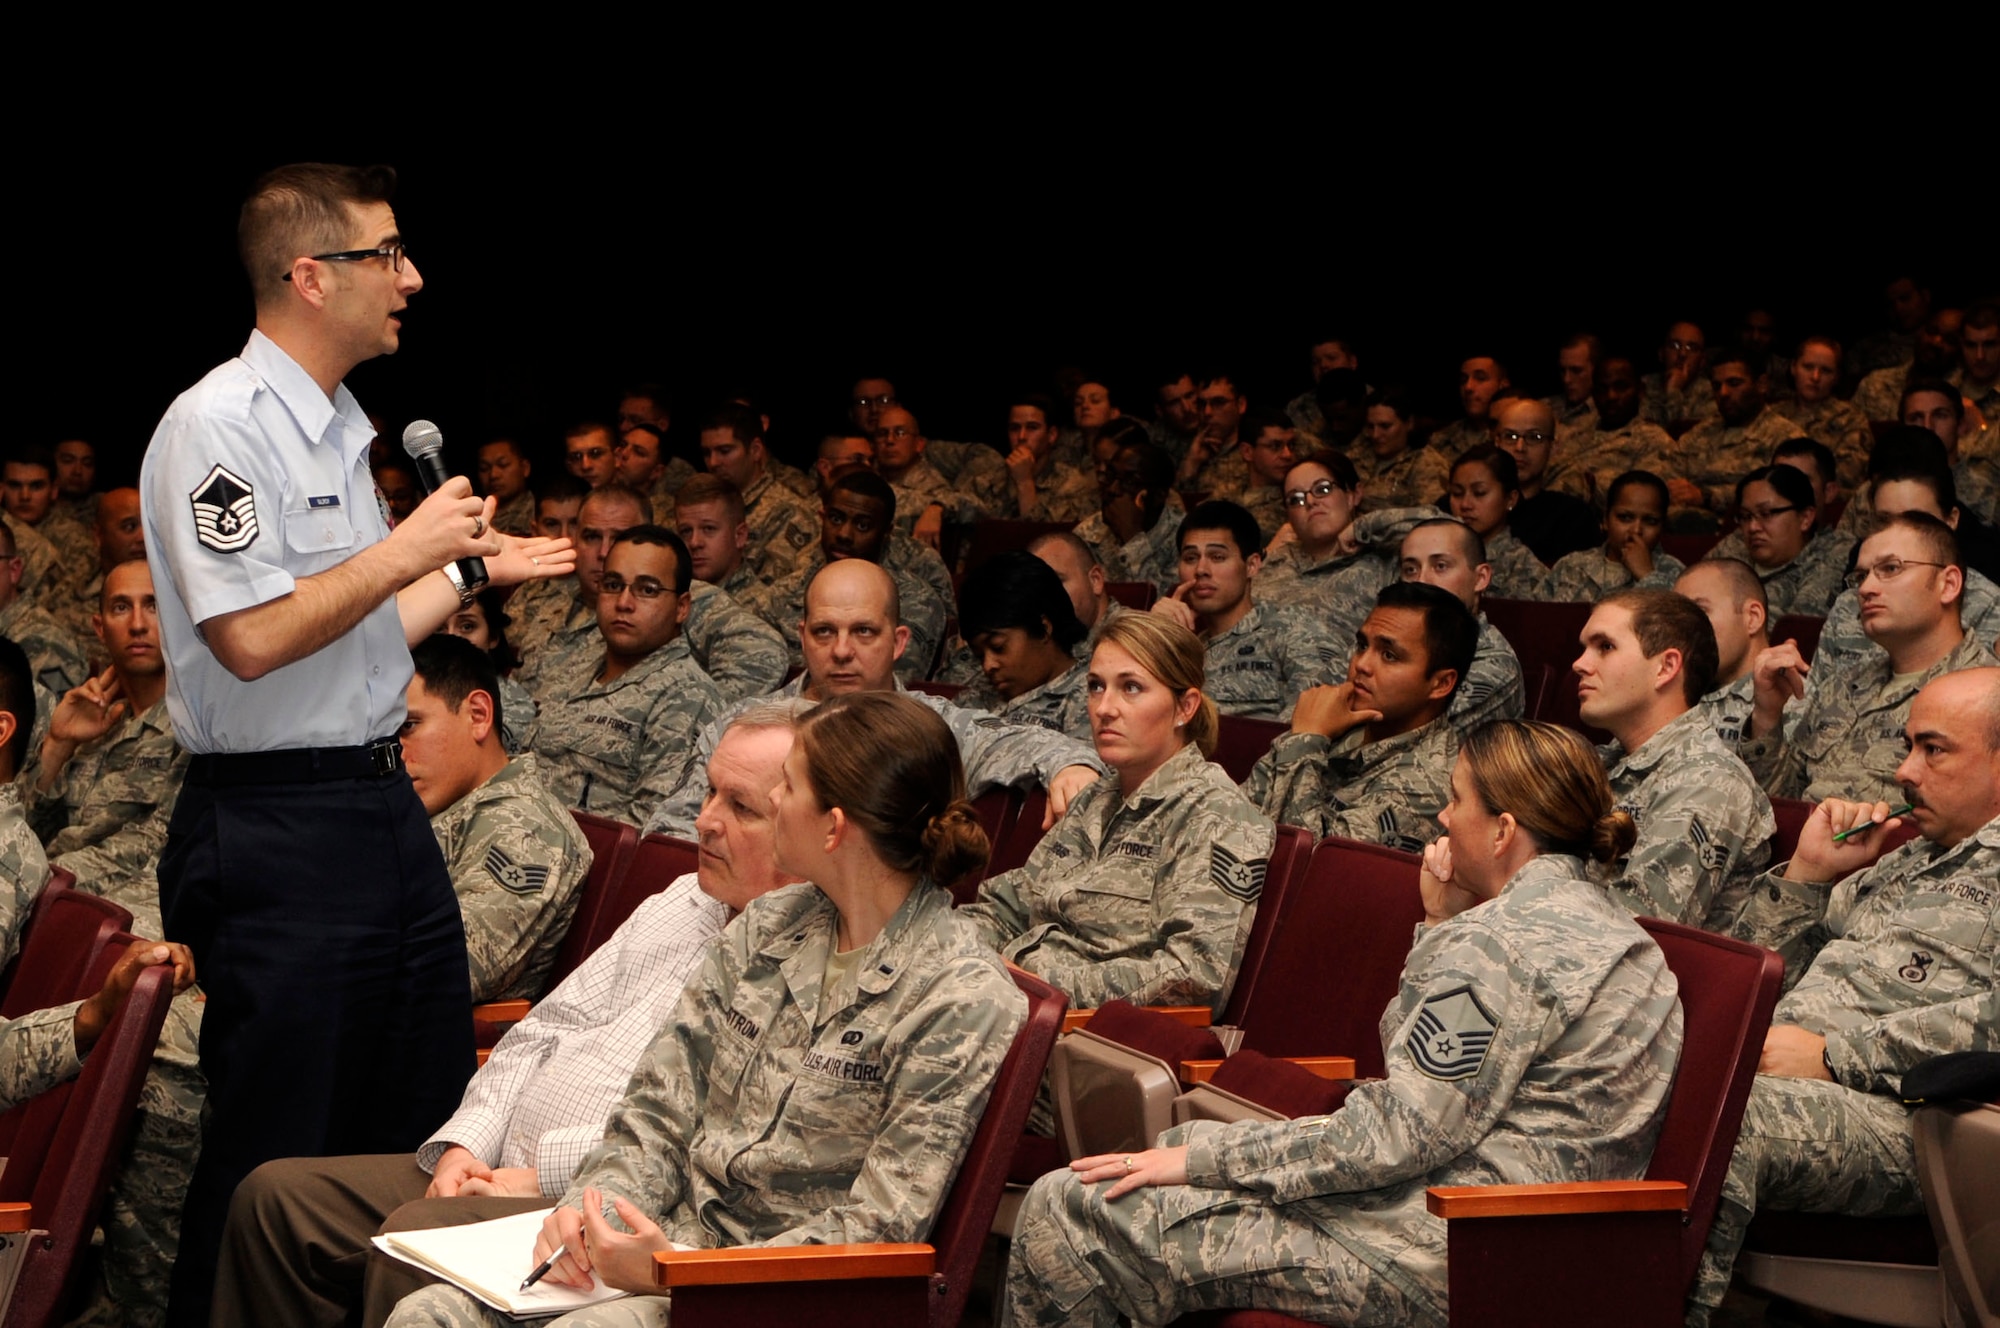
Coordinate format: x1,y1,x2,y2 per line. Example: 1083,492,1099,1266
1832,803,1915,844
520,1243,567,1292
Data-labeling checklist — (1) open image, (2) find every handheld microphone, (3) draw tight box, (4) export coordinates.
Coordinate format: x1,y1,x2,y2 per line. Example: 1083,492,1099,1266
402,419,490,593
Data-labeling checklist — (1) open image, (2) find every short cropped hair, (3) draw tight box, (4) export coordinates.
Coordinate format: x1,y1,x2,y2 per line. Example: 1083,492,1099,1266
700,402,765,446
239,162,398,304
1411,515,1486,566
958,551,1087,650
1899,378,1964,422
1452,443,1520,493
1177,500,1264,562
1373,580,1478,698
1689,556,1770,616
0,636,33,769
1606,469,1670,512
1872,510,1961,574
410,633,504,735
828,468,897,524
1602,588,1719,704
674,473,745,524
609,525,694,594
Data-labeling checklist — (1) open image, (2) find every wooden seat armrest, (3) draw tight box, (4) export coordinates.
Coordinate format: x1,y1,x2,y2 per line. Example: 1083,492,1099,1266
1180,1056,1357,1085
472,999,532,1024
1425,1180,1688,1219
0,1202,30,1233
654,1243,936,1287
1061,1005,1211,1034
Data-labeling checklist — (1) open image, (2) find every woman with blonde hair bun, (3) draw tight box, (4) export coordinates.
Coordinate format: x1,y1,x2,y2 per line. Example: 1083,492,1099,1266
959,611,1273,1030
389,692,1025,1328
1000,719,1684,1327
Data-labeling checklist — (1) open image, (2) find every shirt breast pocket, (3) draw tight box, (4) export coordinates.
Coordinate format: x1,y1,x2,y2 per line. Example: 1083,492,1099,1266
1061,869,1157,937
284,506,357,573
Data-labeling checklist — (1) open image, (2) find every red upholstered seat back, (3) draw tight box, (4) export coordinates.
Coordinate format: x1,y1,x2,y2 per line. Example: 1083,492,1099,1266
1211,716,1288,784
1219,824,1313,1027
550,811,641,983
1209,1049,1355,1118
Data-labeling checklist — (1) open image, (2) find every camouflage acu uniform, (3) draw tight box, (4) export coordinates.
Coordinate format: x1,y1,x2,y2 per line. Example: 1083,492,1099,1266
1006,454,1101,524
0,594,90,695
1741,630,1997,804
1074,492,1187,598
929,438,1015,521
1689,818,2000,1323
647,457,700,528
1182,445,1252,506
1536,545,1685,601
1755,532,1855,618
1423,417,1490,464
5,519,62,604
951,661,1093,742
1558,418,1678,508
1595,707,1775,929
1481,527,1547,600
1773,396,1875,489
432,754,592,1003
1241,718,1455,850
1640,371,1717,428
517,581,787,708
1199,602,1339,722
1549,395,1600,436
1434,615,1526,732
385,880,1026,1328
1696,672,1757,746
645,678,1102,840
1238,483,1288,551
531,636,723,830
32,509,95,579
1351,443,1449,514
30,699,188,938
883,533,956,621
1815,568,2000,677
0,1002,81,1112
1958,423,2000,524
1850,363,1925,424
39,565,105,662
490,488,537,538
1002,855,1682,1328
960,741,1274,1016
1672,406,1801,516
739,470,820,583
1284,390,1324,440
0,785,49,969
500,575,572,674
885,457,962,536
755,551,946,684
495,673,538,755
1146,419,1197,467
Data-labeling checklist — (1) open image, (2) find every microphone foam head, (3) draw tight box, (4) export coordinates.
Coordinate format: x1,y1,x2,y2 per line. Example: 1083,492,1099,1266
402,419,444,459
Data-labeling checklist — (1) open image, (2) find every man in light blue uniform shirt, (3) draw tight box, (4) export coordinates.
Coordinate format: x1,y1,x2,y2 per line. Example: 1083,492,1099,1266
139,162,572,1328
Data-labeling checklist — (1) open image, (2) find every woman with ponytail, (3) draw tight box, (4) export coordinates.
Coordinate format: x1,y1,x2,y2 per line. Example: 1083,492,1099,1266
959,612,1276,1024
1001,720,1685,1328
392,691,1025,1326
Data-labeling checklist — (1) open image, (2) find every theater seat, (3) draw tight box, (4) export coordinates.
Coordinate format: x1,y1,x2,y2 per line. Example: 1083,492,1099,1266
649,969,1067,1328
1211,715,1287,784
1769,613,1825,663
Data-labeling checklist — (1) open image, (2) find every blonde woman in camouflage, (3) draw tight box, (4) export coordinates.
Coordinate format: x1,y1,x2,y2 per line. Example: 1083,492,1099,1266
958,611,1276,1026
1001,720,1685,1328
388,691,1026,1328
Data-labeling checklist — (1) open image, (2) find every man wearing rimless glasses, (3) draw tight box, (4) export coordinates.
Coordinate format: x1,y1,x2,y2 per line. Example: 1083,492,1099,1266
1740,512,1996,805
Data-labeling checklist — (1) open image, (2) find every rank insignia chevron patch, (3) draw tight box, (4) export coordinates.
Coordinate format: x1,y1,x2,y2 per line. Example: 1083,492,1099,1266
1408,985,1499,1081
485,845,551,896
189,464,259,553
1210,842,1267,902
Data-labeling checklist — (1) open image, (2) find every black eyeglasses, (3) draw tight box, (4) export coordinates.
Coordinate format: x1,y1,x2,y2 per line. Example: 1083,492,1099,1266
598,574,671,600
283,242,407,282
1285,478,1342,507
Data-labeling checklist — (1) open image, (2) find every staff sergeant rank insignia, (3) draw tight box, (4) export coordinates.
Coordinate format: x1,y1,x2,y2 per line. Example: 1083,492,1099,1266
190,463,259,553
484,845,551,896
1210,842,1267,902
1409,985,1499,1081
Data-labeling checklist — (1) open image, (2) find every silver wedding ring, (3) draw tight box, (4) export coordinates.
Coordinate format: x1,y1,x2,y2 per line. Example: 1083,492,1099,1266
530,556,540,566
471,515,486,538
1123,1156,1134,1173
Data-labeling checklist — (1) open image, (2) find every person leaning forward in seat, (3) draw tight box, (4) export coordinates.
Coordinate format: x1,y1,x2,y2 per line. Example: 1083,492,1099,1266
387,691,1026,1328
1000,720,1684,1328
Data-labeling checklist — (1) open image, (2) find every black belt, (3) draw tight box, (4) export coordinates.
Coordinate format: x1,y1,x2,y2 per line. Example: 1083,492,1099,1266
187,738,404,786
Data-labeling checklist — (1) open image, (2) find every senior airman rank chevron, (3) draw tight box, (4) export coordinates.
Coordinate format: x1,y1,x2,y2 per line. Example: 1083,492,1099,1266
1690,816,1730,871
485,845,551,896
1409,985,1499,1081
1210,842,1266,902
189,464,259,553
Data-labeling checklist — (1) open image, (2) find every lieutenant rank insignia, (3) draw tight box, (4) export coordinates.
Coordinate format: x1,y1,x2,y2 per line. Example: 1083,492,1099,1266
190,464,259,553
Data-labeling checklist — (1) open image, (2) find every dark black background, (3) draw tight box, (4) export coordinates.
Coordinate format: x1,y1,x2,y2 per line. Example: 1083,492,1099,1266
23,106,1971,487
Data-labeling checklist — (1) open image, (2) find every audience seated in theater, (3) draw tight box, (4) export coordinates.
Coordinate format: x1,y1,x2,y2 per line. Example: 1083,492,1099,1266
0,515,89,697
1427,354,1512,459
1174,370,1254,503
1730,463,1852,617
1003,390,1098,523
436,589,538,755
1283,335,1362,441
648,559,1103,839
475,438,538,537
699,402,819,580
1539,470,1684,600
1667,347,1799,531
870,403,963,553
811,431,875,502
1490,393,1601,562
1028,530,1132,658
1308,365,1370,456
0,937,195,1113
1853,306,1963,424
1446,444,1545,599
1146,369,1201,464
1642,319,1717,427
560,420,618,490
0,637,50,966
1253,455,1395,633
2,444,77,596
1148,500,1337,722
958,611,1274,1049
25,559,189,935
1242,580,1473,849
670,473,764,605
385,691,1028,1328
1547,332,1601,434
211,702,812,1327
40,485,148,656
1676,557,1771,744
1773,336,1873,488
1562,355,1677,508
1902,376,2000,527
1571,589,1775,929
531,526,723,830
1233,411,1299,545
1741,513,1996,804
1386,517,1527,731
1000,720,1682,1328
1689,668,2000,1325
402,636,590,1004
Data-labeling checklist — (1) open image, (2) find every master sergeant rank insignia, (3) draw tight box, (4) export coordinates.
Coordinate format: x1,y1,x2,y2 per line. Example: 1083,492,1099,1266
190,463,259,553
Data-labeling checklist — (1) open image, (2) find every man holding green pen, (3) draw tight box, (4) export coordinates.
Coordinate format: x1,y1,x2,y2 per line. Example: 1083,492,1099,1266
1688,666,2000,1323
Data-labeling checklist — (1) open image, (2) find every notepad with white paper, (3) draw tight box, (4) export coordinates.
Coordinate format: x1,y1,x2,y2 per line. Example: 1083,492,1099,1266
371,1207,633,1319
